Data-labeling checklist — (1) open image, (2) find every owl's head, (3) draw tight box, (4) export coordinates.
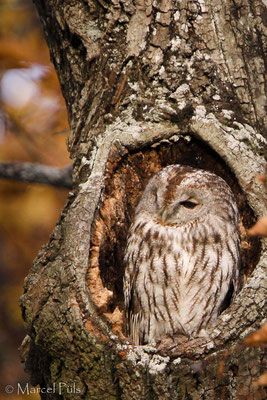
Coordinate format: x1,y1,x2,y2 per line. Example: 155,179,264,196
135,164,239,227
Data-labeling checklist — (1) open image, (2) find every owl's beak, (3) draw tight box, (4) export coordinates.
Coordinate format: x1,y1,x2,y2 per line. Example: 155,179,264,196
161,208,168,223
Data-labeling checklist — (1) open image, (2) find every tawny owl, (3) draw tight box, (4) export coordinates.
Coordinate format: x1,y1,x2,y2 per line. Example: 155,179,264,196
123,164,241,345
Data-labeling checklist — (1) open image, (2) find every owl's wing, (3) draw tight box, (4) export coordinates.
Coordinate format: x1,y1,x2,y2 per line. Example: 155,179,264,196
124,261,144,345
218,255,240,315
218,279,234,315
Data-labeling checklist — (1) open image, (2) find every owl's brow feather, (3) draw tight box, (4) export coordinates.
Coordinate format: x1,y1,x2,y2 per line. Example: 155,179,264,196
163,166,193,206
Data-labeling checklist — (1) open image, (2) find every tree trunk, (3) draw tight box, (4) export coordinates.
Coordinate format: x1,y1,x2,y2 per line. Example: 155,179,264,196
20,0,266,398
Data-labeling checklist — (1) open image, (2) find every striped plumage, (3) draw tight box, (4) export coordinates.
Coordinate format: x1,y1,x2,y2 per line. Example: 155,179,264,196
123,165,240,345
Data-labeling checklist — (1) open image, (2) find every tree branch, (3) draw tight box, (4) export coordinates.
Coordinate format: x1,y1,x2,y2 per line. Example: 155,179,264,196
0,162,72,189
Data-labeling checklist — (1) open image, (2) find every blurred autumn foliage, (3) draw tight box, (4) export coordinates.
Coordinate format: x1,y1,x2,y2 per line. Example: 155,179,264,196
0,0,69,398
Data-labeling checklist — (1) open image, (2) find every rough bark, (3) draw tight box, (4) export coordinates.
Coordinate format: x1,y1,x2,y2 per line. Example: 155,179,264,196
20,1,266,399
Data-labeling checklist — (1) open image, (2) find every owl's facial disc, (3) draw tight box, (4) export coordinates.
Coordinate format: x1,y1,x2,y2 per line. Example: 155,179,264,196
160,196,202,225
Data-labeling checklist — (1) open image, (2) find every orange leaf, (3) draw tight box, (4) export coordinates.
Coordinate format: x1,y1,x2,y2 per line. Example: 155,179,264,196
245,323,267,346
253,371,267,387
247,216,267,237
